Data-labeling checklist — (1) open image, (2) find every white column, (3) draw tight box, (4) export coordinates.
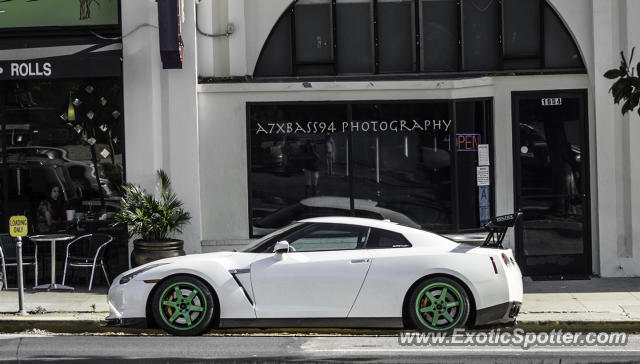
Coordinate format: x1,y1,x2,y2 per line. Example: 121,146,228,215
228,0,247,76
162,0,203,253
122,0,203,253
122,0,163,189
625,0,640,275
196,0,230,78
591,0,633,276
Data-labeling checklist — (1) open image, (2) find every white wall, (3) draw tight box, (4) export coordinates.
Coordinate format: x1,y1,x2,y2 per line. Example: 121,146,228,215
626,0,640,277
122,0,203,253
196,0,230,77
196,0,293,77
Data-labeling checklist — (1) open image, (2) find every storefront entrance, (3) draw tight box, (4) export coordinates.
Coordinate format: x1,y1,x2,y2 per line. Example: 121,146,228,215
512,90,590,277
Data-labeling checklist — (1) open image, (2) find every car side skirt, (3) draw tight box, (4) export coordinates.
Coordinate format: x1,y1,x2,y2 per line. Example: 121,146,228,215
106,317,404,329
219,318,404,329
106,318,148,328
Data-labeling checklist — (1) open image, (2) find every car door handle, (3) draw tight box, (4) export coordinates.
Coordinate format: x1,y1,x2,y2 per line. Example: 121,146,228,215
350,259,370,264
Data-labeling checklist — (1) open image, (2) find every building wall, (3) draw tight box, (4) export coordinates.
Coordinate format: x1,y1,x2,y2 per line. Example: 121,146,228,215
122,0,640,275
122,0,203,254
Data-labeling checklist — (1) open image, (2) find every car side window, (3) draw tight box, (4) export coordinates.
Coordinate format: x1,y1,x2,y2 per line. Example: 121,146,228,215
287,223,369,252
366,228,412,249
244,223,308,253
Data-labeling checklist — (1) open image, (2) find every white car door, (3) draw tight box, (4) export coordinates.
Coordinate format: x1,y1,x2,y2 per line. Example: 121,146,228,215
250,223,372,318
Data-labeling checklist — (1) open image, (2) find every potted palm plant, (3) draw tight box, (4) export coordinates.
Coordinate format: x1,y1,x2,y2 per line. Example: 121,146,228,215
114,170,191,267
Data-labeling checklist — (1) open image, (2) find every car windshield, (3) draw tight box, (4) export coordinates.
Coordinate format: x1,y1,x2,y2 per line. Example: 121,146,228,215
240,222,303,252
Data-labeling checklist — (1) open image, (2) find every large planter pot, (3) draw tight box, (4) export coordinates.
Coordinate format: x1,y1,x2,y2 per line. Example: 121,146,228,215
131,239,185,267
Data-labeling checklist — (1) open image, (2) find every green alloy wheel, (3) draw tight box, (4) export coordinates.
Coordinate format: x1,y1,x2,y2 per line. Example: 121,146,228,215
408,277,470,332
151,275,215,336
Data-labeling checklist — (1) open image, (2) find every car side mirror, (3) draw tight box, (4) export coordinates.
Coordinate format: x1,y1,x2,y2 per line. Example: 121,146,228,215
273,240,290,254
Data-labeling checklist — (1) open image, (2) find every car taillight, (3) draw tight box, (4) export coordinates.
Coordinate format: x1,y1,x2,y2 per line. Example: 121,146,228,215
501,253,510,267
489,257,498,274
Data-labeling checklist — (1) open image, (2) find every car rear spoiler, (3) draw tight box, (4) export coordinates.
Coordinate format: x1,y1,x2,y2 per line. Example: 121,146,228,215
481,212,523,249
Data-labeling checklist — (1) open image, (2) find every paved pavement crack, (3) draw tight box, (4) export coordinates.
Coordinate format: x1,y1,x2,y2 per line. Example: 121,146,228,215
619,305,632,319
570,294,591,312
16,337,22,363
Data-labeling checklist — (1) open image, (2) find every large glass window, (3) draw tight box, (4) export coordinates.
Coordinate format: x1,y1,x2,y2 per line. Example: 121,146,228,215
543,2,583,69
0,78,125,234
253,0,584,78
351,102,452,231
502,0,542,69
254,10,293,77
377,0,415,73
294,0,334,75
455,100,493,229
462,0,500,71
336,0,373,74
420,0,459,72
249,100,493,237
249,104,350,236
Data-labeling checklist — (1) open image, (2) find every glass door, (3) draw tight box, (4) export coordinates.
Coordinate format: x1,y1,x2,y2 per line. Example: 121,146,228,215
512,91,590,277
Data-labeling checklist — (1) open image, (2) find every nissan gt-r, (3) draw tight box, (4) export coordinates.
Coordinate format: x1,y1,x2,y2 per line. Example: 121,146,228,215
107,216,523,335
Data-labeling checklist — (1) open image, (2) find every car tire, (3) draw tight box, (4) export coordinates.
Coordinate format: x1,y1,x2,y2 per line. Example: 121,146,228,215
151,275,215,336
408,277,470,332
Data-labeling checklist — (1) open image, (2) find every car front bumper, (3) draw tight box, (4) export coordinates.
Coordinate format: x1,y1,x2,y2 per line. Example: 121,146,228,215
106,278,155,326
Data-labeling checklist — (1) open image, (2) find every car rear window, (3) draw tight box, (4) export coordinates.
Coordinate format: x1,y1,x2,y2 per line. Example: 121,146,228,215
366,228,411,249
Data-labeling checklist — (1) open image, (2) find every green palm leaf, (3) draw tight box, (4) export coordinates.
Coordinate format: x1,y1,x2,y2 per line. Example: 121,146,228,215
114,169,191,241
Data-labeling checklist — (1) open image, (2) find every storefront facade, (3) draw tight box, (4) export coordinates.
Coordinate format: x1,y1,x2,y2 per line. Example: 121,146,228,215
118,0,639,277
0,0,128,274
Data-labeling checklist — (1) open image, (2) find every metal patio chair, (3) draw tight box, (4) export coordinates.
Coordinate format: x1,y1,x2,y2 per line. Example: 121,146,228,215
0,233,38,290
61,233,113,291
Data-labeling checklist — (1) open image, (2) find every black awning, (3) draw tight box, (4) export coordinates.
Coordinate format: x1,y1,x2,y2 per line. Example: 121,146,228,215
0,36,122,80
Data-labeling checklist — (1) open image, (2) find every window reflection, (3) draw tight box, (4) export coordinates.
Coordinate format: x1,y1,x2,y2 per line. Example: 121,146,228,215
253,0,585,77
249,101,493,236
351,102,453,231
0,79,124,235
517,97,584,256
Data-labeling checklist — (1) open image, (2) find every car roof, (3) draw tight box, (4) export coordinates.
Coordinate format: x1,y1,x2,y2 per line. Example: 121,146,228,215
299,216,461,249
298,216,460,249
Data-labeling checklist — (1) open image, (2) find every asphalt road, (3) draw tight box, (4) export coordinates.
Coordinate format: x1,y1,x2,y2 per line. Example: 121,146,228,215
1,334,639,363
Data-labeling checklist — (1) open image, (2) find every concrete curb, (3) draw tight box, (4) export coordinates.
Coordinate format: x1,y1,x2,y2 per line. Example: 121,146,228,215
515,320,640,333
0,318,639,335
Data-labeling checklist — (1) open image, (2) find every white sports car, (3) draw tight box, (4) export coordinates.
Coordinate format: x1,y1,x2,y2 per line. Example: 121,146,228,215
107,216,523,336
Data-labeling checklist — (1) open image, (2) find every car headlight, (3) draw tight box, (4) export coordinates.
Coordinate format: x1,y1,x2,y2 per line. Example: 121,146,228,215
119,263,168,284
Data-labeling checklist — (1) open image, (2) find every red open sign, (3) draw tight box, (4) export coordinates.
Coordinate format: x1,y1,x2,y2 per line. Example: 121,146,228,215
456,134,481,151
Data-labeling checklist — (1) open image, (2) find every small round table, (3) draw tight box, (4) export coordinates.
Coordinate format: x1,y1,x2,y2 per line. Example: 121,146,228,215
30,234,75,291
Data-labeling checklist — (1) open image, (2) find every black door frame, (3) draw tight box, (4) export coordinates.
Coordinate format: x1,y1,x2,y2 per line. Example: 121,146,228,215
511,89,591,276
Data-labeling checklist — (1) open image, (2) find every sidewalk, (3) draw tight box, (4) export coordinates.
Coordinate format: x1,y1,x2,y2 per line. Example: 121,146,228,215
0,277,639,333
